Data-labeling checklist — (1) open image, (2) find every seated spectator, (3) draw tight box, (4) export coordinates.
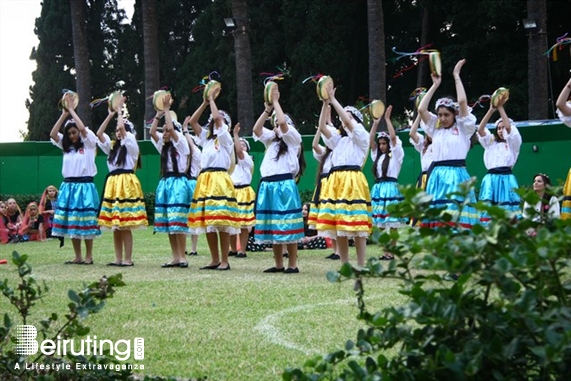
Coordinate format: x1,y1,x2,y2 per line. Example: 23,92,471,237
39,185,58,238
522,173,560,236
298,203,327,250
0,201,9,244
19,202,45,242
4,198,23,243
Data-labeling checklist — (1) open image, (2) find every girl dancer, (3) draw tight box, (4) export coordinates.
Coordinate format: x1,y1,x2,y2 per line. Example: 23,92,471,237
150,94,192,268
49,93,101,264
555,77,571,219
229,123,256,258
187,88,239,271
253,84,305,273
369,106,406,259
96,96,148,266
181,116,202,257
409,114,433,191
417,59,478,229
315,84,372,266
477,101,522,223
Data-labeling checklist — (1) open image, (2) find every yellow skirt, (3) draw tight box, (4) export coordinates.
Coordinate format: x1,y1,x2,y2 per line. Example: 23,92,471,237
315,170,372,239
562,168,571,220
98,173,148,230
188,170,240,234
234,184,256,229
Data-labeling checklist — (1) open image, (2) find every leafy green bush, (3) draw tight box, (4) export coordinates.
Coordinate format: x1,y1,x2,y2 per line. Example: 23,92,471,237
284,181,571,380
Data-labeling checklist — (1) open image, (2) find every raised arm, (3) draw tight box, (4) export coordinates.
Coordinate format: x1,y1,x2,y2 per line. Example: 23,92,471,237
409,114,421,144
497,104,511,134
418,74,441,125
453,59,469,118
50,108,70,142
556,78,571,117
271,86,289,134
162,94,178,143
97,108,117,143
385,105,397,146
369,117,380,150
478,104,496,137
189,98,209,136
66,96,87,138
208,87,223,129
318,100,332,140
326,84,352,132
253,103,272,138
233,123,245,160
182,116,196,154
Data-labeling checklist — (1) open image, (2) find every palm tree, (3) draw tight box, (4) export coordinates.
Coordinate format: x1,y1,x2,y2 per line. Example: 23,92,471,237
69,0,92,127
142,0,160,138
231,0,254,135
526,0,548,120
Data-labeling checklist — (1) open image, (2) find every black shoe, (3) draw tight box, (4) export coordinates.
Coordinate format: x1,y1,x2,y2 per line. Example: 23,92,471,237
284,267,299,274
187,251,198,256
107,262,122,266
325,253,340,260
283,252,289,258
443,273,459,281
178,262,189,268
235,252,247,258
162,262,180,268
217,264,231,271
263,267,285,273
200,263,221,270
228,251,237,257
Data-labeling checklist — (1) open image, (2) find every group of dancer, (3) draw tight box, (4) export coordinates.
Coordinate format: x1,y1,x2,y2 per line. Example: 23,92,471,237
5,60,571,273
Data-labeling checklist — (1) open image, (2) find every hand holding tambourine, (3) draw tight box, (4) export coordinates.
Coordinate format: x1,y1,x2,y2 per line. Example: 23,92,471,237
208,85,221,102
491,87,509,108
162,93,172,111
325,81,336,101
270,84,280,103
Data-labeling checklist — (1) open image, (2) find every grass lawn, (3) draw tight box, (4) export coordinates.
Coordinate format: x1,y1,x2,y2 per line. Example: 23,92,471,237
0,230,408,380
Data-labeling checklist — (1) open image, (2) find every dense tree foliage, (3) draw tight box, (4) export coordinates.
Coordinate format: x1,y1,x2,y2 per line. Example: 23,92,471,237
26,0,571,140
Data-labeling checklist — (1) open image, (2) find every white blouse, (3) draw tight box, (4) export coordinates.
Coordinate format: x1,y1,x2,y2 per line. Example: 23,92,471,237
254,127,302,178
312,145,333,175
188,143,202,178
421,113,477,161
371,136,404,178
478,125,522,169
323,120,369,167
231,154,254,186
199,124,234,170
409,134,434,172
98,132,139,172
152,131,190,174
51,127,98,178
523,196,560,222
557,101,571,127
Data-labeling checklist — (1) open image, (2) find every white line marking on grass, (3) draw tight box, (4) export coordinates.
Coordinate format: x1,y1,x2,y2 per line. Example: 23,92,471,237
254,298,357,354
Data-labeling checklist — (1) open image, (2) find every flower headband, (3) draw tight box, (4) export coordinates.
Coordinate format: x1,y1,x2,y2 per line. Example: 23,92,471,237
207,110,232,128
494,117,514,128
344,106,363,124
435,97,459,111
239,138,250,152
271,112,295,129
377,131,390,140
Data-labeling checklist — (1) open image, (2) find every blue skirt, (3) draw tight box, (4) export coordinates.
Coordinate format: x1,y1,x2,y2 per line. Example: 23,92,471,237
254,175,304,244
479,173,521,223
154,176,192,234
371,180,407,228
52,182,101,239
422,166,479,229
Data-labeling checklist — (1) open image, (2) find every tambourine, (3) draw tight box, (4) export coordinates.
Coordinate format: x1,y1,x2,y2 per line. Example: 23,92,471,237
428,51,441,77
108,91,122,112
203,80,221,101
61,91,79,110
317,76,333,100
264,81,278,104
369,100,386,119
152,90,171,111
491,87,510,107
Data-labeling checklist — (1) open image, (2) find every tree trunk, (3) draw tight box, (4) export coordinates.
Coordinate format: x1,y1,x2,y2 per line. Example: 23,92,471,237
417,6,432,90
142,0,160,139
232,0,254,135
527,0,548,120
69,0,92,128
367,0,386,102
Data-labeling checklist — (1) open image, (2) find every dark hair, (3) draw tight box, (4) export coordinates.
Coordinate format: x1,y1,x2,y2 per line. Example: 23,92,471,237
160,142,179,177
492,126,506,143
61,121,84,153
315,146,332,184
533,173,552,218
185,143,195,178
372,136,391,178
422,135,432,155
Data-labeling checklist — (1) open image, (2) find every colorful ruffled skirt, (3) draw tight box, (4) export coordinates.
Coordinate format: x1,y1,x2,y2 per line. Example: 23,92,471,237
308,173,328,230
52,178,101,239
254,174,304,244
371,178,407,228
315,167,372,239
154,174,192,234
421,164,478,229
478,169,521,223
188,169,240,234
562,168,571,220
98,170,148,230
234,184,256,229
